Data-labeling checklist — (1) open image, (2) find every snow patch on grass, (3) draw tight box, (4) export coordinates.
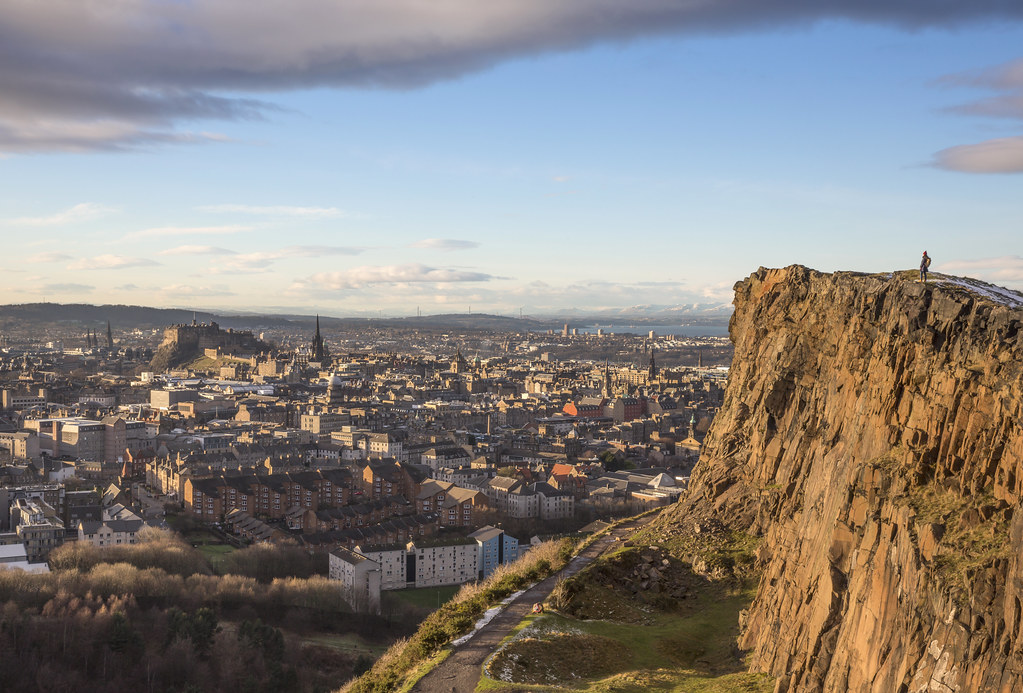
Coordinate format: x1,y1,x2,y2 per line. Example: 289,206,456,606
937,275,1023,309
450,589,525,646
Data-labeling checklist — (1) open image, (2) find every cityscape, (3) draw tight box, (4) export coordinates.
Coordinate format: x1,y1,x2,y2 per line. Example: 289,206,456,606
4,2,1023,692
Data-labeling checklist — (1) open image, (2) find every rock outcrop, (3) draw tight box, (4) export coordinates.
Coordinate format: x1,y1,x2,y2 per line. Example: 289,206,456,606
664,266,1023,692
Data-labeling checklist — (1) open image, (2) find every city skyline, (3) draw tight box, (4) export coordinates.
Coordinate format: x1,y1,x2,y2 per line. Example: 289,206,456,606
2,2,1023,315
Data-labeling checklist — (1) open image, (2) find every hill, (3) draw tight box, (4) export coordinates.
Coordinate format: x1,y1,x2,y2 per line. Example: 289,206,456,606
661,266,1023,691
0,303,553,333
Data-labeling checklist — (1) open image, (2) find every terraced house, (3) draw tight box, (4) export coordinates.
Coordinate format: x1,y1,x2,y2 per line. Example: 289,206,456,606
183,468,353,521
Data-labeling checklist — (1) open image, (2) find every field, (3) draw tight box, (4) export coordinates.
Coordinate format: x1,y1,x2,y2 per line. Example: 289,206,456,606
388,585,460,610
196,542,237,571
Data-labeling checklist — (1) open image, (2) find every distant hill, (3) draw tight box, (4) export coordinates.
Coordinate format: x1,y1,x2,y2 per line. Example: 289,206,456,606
0,303,554,333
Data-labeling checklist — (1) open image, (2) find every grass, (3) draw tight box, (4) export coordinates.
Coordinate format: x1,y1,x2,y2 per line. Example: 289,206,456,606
342,539,573,693
478,582,770,693
196,542,236,570
388,585,460,610
906,485,1012,601
299,633,390,657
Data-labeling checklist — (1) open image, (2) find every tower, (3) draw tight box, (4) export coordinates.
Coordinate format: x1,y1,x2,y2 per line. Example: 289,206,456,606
603,360,612,398
311,315,329,363
648,348,657,380
106,320,113,350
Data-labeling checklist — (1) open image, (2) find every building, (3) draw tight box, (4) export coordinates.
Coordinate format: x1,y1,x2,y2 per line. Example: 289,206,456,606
11,498,64,563
78,503,145,547
469,525,519,580
407,536,477,588
328,546,381,613
353,543,408,590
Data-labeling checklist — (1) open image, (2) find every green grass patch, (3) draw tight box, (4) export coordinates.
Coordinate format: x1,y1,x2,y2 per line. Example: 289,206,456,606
389,585,460,610
481,583,768,693
196,542,236,570
298,632,388,656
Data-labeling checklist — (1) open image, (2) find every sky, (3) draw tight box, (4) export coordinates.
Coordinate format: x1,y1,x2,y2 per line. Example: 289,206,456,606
2,1,1023,317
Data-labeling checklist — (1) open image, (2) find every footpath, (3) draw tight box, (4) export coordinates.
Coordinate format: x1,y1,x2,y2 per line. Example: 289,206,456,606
410,514,657,693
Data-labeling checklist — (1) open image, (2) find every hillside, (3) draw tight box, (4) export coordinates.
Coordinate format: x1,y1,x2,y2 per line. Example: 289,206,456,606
659,266,1023,691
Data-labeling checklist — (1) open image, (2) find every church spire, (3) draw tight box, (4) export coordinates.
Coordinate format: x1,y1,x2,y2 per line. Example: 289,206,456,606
311,314,328,363
106,320,113,350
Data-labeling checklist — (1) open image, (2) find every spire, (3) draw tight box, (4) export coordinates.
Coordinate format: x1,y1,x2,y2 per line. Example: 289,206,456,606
106,320,113,349
311,314,328,362
648,348,657,379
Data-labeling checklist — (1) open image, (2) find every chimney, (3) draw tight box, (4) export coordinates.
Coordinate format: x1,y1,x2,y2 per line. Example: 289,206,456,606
51,420,62,457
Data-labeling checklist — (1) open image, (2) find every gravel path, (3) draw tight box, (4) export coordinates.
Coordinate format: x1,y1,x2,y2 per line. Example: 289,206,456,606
409,515,657,693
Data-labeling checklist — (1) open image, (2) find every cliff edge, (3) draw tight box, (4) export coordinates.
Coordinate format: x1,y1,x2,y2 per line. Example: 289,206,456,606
662,266,1023,692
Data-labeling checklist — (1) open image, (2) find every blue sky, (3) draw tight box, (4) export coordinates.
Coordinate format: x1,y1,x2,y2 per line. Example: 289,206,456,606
2,2,1022,316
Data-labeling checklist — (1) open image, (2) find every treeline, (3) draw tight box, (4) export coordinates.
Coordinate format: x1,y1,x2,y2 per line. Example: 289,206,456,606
0,590,347,692
0,529,420,692
49,528,327,582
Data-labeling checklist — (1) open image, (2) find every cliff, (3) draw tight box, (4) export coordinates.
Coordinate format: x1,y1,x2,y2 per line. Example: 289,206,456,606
662,266,1023,692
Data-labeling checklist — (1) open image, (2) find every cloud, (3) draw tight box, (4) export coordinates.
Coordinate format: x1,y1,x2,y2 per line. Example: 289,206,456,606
210,245,366,274
410,238,480,251
7,202,116,226
197,204,349,219
26,251,73,263
126,224,252,239
291,263,494,290
16,282,95,294
67,254,158,270
161,284,236,297
4,1,1023,153
937,255,1023,282
159,245,235,256
935,58,1023,173
931,136,1023,173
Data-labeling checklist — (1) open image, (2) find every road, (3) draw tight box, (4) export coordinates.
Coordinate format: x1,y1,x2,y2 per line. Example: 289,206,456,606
410,514,656,693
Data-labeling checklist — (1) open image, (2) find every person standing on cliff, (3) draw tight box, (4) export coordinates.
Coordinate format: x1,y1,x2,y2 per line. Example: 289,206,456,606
920,251,931,283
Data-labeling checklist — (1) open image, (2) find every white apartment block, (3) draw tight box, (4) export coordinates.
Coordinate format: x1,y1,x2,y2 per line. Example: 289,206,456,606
353,544,408,590
407,537,476,588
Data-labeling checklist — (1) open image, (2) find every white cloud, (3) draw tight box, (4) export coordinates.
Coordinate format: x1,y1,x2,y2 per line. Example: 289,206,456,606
210,245,366,274
161,284,236,296
410,238,480,251
291,263,494,290
126,224,252,239
159,245,235,256
7,202,116,226
197,204,349,219
931,136,1023,174
67,254,158,270
26,251,73,263
937,255,1023,283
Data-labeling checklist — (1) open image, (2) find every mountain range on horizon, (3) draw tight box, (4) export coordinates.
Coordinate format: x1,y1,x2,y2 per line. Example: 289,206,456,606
0,301,733,333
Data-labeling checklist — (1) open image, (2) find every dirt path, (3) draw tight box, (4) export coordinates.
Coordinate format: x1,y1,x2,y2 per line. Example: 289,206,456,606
410,515,657,693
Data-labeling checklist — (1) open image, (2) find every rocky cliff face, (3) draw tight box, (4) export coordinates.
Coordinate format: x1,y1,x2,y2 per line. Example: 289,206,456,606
665,266,1023,692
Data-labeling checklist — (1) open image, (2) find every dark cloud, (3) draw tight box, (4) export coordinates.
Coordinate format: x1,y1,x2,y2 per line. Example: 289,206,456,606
3,1,1023,152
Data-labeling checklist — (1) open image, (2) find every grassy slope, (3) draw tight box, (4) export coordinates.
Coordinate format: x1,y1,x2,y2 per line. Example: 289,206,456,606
474,517,774,693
